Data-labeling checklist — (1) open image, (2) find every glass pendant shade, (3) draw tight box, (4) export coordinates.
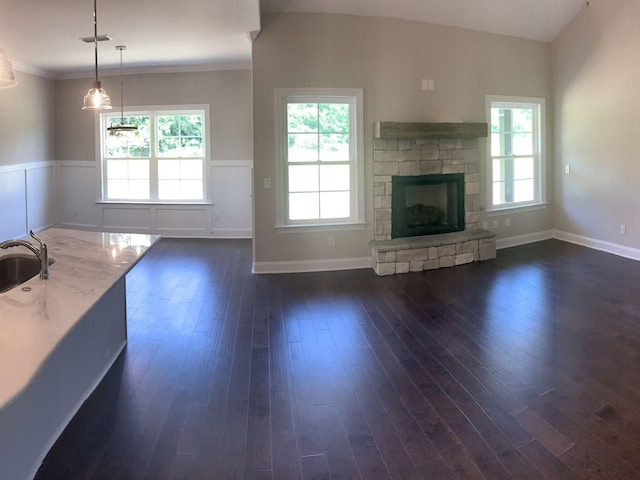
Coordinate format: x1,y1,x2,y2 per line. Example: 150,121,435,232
83,0,111,110
0,48,17,88
83,80,112,110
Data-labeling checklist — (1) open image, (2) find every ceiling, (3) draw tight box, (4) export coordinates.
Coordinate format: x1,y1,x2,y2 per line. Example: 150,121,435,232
0,0,261,78
0,0,585,79
264,0,587,43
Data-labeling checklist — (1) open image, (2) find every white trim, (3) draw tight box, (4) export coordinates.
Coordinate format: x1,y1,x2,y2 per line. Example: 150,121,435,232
488,202,548,216
496,230,554,250
56,61,252,80
553,229,640,262
276,222,367,233
485,95,546,212
13,61,56,79
274,88,365,228
56,160,96,168
497,228,640,262
253,256,372,274
58,222,99,230
97,105,211,203
16,59,251,81
97,201,213,206
0,160,54,173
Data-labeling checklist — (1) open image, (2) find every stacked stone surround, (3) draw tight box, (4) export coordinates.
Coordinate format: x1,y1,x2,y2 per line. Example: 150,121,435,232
373,136,482,241
370,127,496,276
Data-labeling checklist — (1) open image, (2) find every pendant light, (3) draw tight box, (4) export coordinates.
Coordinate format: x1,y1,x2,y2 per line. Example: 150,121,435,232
0,49,17,88
82,0,111,109
107,46,137,134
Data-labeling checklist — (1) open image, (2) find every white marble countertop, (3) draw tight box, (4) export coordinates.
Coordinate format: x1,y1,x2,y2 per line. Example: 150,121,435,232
0,228,160,409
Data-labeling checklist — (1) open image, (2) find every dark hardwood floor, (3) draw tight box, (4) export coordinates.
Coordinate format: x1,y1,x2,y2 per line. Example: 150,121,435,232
35,238,640,479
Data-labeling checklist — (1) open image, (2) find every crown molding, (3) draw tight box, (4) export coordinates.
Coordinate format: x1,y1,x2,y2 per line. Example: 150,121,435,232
56,60,251,80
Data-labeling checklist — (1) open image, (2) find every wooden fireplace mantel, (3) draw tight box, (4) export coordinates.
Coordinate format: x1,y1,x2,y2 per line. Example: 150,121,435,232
374,122,488,139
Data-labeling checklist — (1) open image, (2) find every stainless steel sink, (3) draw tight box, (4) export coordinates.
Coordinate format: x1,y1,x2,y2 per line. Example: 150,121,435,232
0,254,55,293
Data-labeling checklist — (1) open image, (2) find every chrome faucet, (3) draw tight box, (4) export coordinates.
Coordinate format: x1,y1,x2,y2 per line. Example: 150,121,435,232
0,230,49,279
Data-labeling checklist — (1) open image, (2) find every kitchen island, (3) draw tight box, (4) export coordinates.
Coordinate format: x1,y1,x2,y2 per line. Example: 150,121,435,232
0,228,159,480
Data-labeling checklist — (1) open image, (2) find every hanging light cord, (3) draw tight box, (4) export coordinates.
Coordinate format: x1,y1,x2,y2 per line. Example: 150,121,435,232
107,46,137,132
92,0,99,84
119,47,125,123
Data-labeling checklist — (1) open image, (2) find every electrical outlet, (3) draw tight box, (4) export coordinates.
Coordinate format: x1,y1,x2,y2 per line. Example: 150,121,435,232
505,218,511,227
328,235,336,247
492,220,498,229
263,178,271,189
620,224,627,235
565,165,571,175
421,79,435,91
482,221,488,230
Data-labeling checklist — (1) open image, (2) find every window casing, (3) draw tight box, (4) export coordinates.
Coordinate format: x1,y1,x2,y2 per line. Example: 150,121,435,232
99,106,209,203
275,89,364,228
487,96,545,211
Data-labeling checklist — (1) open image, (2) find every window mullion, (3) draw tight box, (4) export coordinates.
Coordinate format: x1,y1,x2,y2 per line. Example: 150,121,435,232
149,114,159,201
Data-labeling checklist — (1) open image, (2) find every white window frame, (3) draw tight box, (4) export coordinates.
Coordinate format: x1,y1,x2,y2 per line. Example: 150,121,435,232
274,88,365,230
97,104,211,204
486,95,546,212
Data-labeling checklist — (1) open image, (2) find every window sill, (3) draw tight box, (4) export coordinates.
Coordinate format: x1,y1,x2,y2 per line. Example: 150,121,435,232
96,201,213,206
276,222,367,234
487,202,548,215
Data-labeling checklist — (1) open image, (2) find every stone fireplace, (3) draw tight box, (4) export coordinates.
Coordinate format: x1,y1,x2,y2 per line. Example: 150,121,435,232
370,122,496,276
391,173,465,238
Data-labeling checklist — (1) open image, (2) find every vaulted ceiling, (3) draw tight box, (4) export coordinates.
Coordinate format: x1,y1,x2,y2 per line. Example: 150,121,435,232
0,0,585,78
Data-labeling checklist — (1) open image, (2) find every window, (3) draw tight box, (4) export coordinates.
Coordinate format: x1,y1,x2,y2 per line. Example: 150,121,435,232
487,96,545,210
100,106,209,202
276,89,364,228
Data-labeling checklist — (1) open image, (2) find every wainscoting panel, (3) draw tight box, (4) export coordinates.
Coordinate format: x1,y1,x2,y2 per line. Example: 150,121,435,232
211,161,253,238
0,168,27,240
26,164,55,233
102,206,153,232
155,206,210,236
57,162,99,230
57,160,253,238
0,162,55,240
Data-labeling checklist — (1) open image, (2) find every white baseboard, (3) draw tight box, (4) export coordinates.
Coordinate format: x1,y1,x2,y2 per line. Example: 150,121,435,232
553,229,640,261
253,256,372,274
58,222,99,230
496,230,555,250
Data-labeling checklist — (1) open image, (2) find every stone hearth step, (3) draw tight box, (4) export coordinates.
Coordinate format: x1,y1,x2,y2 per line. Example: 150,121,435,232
370,228,496,276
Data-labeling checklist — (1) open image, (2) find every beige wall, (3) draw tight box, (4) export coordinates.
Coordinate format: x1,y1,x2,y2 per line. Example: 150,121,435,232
253,13,553,266
55,69,252,161
0,71,54,166
553,0,640,246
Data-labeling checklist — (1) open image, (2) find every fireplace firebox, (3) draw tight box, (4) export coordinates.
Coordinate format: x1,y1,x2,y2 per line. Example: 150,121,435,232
391,173,465,239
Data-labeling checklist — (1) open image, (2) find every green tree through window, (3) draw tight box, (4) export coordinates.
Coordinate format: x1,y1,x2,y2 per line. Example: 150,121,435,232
286,101,351,221
102,108,207,202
